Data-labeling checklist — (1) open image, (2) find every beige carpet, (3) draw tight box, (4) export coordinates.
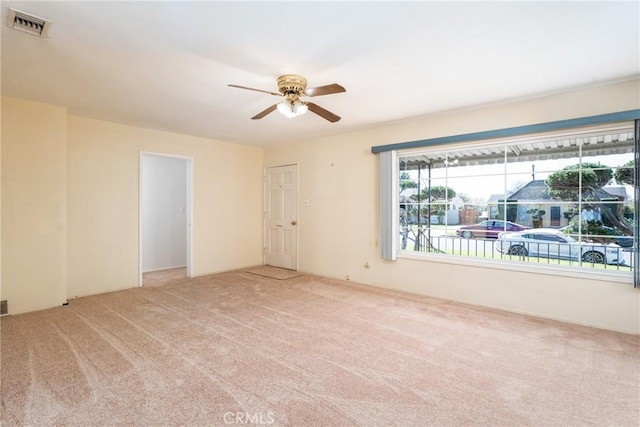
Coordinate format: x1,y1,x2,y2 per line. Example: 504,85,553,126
1,270,639,426
246,265,302,280
143,267,187,286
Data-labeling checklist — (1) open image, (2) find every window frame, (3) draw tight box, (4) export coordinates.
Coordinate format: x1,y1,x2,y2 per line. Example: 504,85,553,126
375,112,640,285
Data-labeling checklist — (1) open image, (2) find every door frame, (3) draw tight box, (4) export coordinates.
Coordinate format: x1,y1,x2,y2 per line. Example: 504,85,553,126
139,151,194,286
263,163,299,270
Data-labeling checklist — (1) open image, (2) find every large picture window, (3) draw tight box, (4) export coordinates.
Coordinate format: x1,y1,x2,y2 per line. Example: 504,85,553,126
394,122,637,276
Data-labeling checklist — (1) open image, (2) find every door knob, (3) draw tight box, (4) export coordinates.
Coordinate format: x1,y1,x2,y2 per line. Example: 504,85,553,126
291,221,297,226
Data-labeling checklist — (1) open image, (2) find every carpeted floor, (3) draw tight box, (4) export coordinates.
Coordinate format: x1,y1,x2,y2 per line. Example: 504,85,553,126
142,267,187,286
1,270,639,426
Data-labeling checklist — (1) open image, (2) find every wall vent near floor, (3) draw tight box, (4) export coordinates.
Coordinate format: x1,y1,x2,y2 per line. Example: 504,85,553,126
0,300,8,316
8,8,52,38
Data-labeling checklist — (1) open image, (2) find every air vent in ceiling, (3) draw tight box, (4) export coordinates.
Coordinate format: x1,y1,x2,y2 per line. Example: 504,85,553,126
8,8,51,37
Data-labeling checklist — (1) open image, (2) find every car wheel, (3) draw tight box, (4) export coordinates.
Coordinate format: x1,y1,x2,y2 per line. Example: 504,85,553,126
461,230,473,239
582,251,605,264
507,245,528,256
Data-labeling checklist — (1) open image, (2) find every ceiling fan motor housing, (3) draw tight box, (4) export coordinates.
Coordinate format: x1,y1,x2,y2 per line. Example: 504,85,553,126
277,74,307,95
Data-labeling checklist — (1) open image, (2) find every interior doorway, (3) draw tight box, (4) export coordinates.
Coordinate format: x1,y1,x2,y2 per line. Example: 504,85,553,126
139,152,193,286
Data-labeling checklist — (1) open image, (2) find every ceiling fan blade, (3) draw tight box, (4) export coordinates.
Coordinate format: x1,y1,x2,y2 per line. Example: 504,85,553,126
304,83,346,97
228,84,281,97
307,102,341,123
251,104,278,120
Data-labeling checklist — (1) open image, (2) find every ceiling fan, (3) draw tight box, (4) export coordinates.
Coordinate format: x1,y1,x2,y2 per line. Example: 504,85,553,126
228,74,346,122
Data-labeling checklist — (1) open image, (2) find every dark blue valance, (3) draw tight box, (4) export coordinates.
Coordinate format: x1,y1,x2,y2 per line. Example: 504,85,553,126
371,110,640,154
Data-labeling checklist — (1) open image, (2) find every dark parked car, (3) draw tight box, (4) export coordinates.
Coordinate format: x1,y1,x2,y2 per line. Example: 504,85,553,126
613,236,634,248
561,225,634,248
456,220,529,239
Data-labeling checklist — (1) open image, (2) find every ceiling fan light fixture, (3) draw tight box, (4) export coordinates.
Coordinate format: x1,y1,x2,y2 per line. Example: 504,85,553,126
277,99,307,118
295,101,308,116
229,74,344,122
277,100,293,118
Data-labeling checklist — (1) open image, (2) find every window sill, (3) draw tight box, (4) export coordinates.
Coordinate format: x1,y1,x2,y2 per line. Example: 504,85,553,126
397,250,633,285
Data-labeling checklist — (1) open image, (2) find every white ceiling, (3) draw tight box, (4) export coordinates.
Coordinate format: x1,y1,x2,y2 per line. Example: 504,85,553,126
1,1,638,147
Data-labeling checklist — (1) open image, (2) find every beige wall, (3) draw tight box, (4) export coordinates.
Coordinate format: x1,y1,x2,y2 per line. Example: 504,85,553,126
2,80,639,333
67,116,264,298
1,98,264,313
264,79,640,334
1,98,68,314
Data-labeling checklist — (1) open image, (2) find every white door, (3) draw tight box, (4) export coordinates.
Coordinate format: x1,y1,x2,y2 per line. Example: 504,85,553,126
264,165,298,270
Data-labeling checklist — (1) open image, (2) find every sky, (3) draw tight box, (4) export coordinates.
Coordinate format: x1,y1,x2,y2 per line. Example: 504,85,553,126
408,153,634,203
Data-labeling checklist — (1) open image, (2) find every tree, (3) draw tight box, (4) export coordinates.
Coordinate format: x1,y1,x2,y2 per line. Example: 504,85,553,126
546,162,632,235
614,160,635,185
413,185,456,201
581,162,613,187
407,185,458,225
545,164,602,201
399,172,417,192
458,192,472,203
